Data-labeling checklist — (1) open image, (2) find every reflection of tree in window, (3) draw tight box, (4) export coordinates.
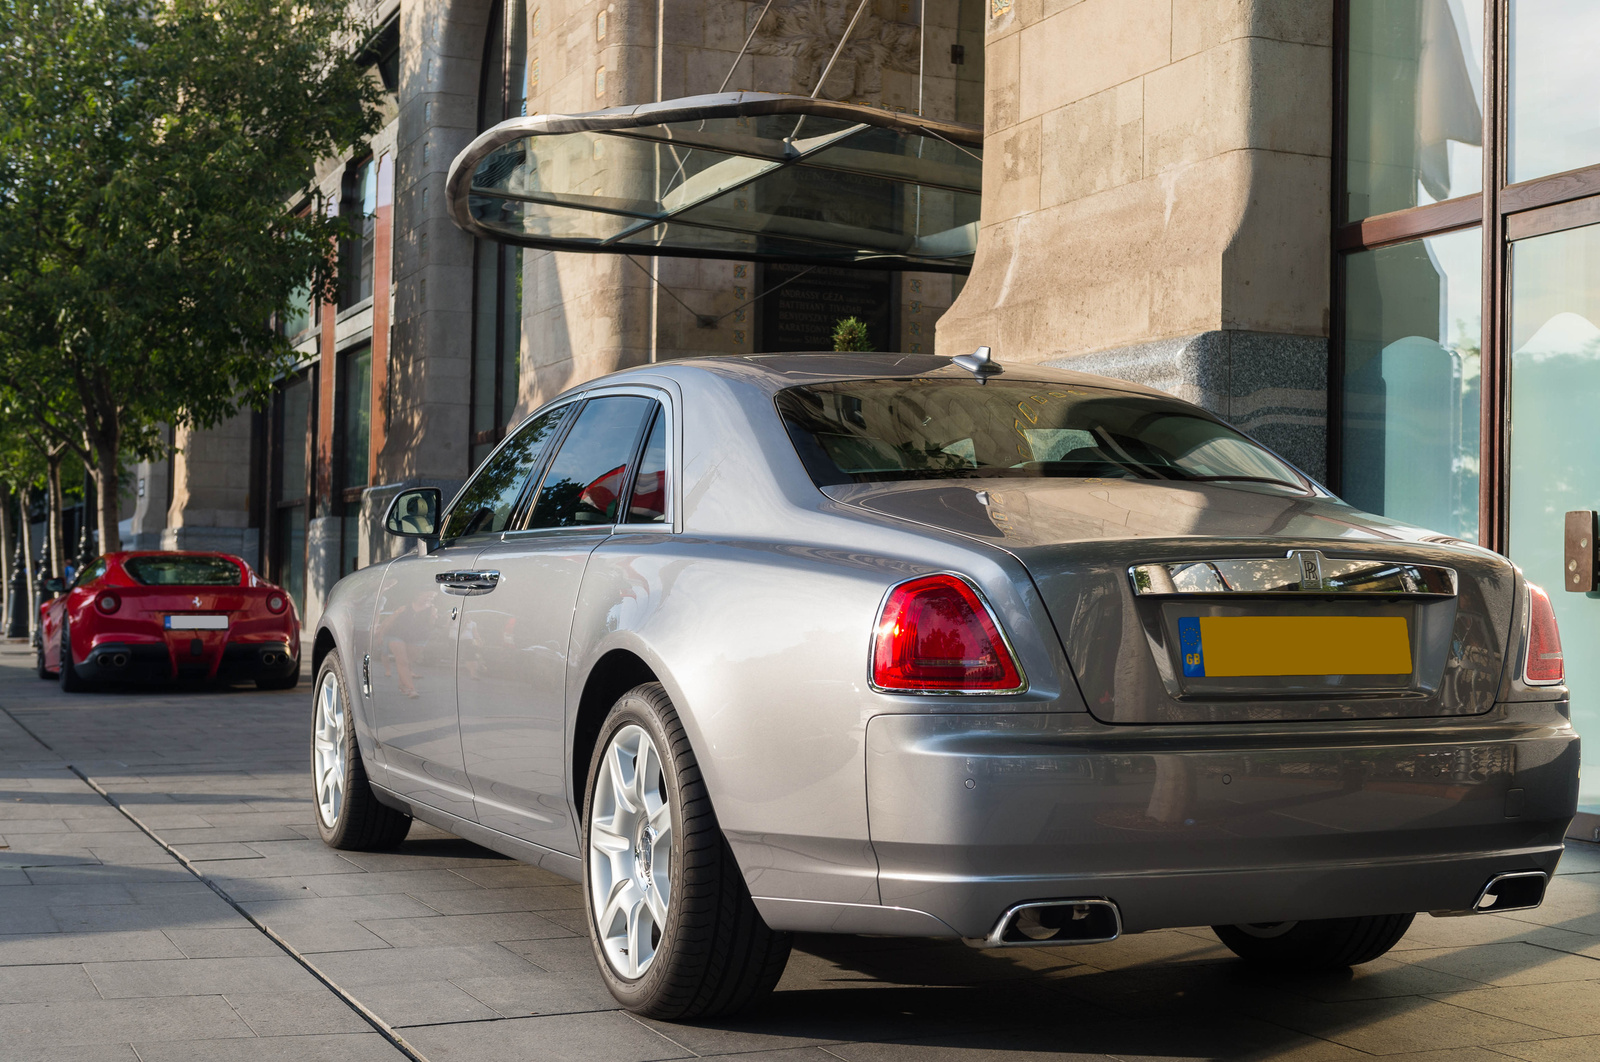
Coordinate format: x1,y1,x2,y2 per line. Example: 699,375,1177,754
441,406,568,540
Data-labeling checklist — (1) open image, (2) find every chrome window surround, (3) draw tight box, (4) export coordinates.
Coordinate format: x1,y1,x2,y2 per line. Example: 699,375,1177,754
1129,551,1458,597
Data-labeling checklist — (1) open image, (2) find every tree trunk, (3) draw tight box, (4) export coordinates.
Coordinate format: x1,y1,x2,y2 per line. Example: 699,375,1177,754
18,488,36,640
45,450,65,579
93,436,123,555
0,488,12,634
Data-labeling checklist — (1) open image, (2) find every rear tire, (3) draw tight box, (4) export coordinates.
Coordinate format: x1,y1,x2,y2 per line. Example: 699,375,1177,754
582,682,792,1020
36,639,53,679
1213,914,1415,971
58,621,88,692
312,650,411,850
257,661,302,690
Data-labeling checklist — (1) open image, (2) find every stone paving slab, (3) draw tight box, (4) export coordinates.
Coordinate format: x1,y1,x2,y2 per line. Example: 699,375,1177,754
7,642,1600,1062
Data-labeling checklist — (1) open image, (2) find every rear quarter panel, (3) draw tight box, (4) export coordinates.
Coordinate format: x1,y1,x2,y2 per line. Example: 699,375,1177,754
568,512,1084,906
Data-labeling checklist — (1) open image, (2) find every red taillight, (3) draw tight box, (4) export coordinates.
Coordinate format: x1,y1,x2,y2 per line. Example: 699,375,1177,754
872,574,1024,693
266,594,287,614
95,591,120,615
1525,583,1564,686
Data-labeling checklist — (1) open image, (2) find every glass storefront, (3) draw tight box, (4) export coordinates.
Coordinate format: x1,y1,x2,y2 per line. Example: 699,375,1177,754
1508,224,1600,804
1341,228,1482,540
1508,0,1600,184
1339,2,1600,817
1345,0,1483,220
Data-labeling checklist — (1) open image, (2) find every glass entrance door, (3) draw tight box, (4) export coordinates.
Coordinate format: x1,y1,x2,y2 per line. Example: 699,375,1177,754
1508,222,1600,810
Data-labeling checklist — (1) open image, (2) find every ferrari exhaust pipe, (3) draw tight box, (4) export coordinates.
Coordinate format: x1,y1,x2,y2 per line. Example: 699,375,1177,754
96,651,130,668
978,899,1123,948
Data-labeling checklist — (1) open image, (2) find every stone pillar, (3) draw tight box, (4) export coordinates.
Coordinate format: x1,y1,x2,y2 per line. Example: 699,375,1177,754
938,0,1334,478
162,416,261,570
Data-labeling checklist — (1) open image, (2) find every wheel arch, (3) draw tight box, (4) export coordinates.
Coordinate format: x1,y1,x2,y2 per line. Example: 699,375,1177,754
570,646,666,814
312,625,338,677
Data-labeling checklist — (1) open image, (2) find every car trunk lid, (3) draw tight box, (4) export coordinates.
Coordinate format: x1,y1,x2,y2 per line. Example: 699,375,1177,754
826,479,1516,723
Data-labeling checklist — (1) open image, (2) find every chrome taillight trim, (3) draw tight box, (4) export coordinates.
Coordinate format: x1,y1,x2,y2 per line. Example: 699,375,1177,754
1130,551,1457,597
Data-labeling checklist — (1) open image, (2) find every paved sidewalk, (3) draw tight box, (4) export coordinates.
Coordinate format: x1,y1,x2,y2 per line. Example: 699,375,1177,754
4,641,1600,1061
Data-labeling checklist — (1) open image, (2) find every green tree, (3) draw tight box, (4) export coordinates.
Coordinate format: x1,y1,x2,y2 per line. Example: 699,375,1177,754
831,316,874,352
0,0,383,552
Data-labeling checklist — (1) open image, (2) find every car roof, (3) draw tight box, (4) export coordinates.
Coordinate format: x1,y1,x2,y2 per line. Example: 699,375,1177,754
556,352,1176,403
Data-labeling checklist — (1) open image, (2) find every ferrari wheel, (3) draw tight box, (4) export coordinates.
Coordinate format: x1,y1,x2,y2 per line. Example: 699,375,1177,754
58,621,88,692
312,650,411,850
1213,914,1415,971
582,682,791,1019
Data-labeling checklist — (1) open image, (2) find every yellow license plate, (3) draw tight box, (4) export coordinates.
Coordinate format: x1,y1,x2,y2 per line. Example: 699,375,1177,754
1178,615,1412,678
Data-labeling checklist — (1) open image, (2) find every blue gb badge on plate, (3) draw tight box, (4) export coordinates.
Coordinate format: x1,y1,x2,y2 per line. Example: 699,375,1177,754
1178,616,1205,677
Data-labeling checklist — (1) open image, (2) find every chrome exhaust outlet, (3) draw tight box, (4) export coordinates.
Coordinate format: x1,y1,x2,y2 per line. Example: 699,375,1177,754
96,651,130,668
1473,870,1549,913
976,898,1122,948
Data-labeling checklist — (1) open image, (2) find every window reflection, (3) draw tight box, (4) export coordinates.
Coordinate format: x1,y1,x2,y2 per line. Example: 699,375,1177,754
1341,227,1482,540
1346,0,1483,220
1508,223,1600,804
1509,0,1600,183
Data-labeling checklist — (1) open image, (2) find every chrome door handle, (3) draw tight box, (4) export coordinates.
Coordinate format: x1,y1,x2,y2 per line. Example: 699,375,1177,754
436,569,500,592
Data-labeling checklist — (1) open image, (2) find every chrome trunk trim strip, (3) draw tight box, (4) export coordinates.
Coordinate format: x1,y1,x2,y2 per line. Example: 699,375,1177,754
1129,552,1457,597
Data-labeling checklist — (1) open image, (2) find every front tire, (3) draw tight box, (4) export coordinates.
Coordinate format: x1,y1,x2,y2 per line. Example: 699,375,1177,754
582,682,791,1019
312,650,411,850
1213,914,1415,971
58,621,88,692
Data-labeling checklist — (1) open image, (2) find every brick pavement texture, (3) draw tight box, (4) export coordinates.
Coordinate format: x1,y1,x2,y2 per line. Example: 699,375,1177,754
3,640,1600,1061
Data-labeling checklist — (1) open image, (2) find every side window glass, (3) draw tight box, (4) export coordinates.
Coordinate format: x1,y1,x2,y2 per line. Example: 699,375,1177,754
625,411,668,524
527,397,656,530
440,405,570,541
72,558,106,589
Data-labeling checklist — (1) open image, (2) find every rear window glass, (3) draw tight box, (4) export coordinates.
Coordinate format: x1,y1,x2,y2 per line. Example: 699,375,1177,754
775,378,1309,491
123,556,243,586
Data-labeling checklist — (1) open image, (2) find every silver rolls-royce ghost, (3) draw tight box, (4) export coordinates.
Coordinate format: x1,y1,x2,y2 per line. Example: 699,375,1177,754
309,352,1578,1019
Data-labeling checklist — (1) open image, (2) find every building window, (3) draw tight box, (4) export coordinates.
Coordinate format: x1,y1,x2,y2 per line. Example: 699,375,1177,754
1344,0,1483,221
270,372,314,618
470,0,527,467
339,158,378,310
1340,229,1482,541
338,344,372,577
1507,0,1600,184
1335,0,1600,813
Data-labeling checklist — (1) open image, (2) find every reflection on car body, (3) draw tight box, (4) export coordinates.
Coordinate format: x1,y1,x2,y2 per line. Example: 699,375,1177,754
307,353,1578,1020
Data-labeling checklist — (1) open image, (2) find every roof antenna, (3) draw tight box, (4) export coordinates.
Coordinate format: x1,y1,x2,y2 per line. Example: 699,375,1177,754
952,345,1001,382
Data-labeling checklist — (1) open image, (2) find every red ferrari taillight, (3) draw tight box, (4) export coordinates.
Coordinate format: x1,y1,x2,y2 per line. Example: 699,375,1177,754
95,591,120,615
266,594,287,614
1524,583,1564,686
872,574,1024,693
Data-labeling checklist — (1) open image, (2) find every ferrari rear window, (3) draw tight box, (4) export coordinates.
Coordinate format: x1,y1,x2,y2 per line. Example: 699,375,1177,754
123,556,243,586
775,378,1309,491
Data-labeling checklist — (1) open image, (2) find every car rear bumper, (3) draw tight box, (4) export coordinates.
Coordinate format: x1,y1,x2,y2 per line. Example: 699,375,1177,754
77,639,297,684
762,706,1579,940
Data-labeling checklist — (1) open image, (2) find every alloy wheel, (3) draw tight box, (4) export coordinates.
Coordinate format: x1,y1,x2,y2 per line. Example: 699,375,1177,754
313,670,346,828
588,723,673,979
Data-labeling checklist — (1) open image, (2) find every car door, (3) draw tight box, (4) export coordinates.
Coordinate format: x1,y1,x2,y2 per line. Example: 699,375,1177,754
368,408,571,820
458,391,663,854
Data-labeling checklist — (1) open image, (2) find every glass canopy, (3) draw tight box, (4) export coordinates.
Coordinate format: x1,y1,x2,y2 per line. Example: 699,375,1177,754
446,93,983,273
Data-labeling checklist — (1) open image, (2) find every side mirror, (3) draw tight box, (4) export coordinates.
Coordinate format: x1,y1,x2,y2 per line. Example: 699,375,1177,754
42,578,65,595
384,488,442,539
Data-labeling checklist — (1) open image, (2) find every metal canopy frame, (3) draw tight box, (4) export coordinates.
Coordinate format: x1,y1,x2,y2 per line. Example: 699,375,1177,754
445,92,984,273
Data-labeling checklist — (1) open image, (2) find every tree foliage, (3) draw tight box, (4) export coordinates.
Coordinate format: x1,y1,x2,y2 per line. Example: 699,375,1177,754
0,0,384,551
